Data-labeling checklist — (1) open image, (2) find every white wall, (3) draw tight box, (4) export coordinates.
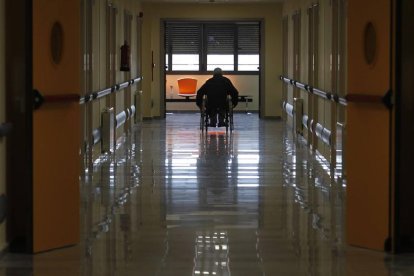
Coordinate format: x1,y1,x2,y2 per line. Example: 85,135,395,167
166,74,259,112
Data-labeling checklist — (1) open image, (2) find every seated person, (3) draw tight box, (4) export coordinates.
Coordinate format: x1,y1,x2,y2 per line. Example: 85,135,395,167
196,68,239,127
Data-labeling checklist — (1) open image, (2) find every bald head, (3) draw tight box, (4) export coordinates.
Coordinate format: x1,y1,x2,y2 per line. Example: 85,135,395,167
213,67,222,76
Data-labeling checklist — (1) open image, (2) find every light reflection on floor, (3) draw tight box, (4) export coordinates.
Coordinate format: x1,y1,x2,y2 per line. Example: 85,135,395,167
0,113,414,275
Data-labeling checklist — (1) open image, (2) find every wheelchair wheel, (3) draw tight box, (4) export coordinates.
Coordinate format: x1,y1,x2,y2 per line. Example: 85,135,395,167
200,109,205,131
229,106,234,131
226,95,234,133
200,95,208,132
204,112,209,132
225,110,229,133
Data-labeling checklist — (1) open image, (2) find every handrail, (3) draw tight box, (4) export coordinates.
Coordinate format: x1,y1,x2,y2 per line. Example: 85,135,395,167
43,94,80,102
33,77,142,106
80,76,141,104
345,94,382,103
0,122,12,138
282,100,332,146
280,76,347,106
344,91,392,109
33,90,80,110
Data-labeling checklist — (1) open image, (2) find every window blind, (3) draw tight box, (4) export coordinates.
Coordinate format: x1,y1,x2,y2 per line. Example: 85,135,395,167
165,23,201,54
165,21,260,72
237,24,260,54
206,25,235,54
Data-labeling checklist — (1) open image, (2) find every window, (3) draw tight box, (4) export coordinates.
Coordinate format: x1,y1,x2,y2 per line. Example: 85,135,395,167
165,21,260,73
237,24,260,71
206,25,235,71
165,23,201,71
238,55,259,71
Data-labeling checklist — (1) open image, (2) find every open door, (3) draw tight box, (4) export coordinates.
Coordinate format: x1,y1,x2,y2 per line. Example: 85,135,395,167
32,0,81,253
346,0,392,251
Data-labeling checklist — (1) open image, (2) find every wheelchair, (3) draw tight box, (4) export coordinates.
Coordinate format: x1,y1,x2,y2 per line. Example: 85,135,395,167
200,94,234,133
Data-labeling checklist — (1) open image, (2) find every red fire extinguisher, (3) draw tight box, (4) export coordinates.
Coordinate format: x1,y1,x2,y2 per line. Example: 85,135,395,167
120,40,130,71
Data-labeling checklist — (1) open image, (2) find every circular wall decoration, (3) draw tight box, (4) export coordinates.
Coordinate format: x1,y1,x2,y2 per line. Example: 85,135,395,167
364,22,377,65
51,21,64,64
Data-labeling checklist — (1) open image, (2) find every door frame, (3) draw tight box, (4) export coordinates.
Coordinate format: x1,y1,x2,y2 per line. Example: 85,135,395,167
160,19,264,118
393,0,414,253
5,0,33,253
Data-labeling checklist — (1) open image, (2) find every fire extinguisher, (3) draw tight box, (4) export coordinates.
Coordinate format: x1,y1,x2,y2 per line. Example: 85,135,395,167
120,40,130,71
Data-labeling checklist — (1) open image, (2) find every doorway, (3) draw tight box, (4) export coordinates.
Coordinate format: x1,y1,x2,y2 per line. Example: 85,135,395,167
5,0,33,253
161,20,262,117
393,0,414,253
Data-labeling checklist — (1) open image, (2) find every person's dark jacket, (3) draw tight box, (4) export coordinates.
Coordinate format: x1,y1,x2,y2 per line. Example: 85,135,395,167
196,75,239,109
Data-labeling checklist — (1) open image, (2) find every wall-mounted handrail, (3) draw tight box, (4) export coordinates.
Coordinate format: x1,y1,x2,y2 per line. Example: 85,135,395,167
116,105,136,129
33,90,80,110
345,94,382,103
43,94,80,103
33,77,142,107
282,101,294,117
280,76,347,106
302,115,309,129
80,76,142,104
0,122,12,138
116,111,127,129
96,104,136,147
345,90,392,109
92,127,101,145
282,100,332,147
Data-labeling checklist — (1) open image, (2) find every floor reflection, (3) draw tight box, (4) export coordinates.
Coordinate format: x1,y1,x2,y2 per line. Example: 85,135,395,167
1,114,414,275
193,231,230,275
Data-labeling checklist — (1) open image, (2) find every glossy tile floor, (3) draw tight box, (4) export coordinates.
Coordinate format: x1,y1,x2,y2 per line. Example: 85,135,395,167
1,113,414,275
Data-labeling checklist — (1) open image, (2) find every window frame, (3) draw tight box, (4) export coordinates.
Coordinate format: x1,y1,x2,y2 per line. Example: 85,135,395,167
164,20,261,75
